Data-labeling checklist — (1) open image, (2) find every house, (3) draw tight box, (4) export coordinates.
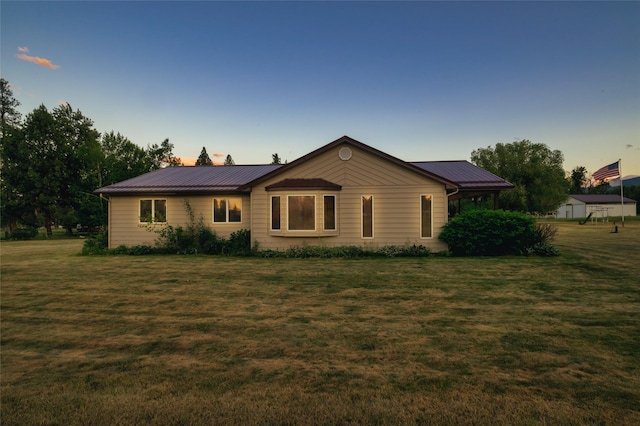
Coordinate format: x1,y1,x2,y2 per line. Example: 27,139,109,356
555,194,637,219
95,136,513,251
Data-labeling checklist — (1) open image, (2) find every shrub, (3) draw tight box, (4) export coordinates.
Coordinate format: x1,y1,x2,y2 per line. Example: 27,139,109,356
255,244,431,259
375,245,430,257
438,210,536,256
528,223,560,257
81,230,109,255
10,227,38,240
227,229,252,256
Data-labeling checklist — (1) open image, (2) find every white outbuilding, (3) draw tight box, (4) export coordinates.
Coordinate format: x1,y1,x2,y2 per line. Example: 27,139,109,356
555,194,637,219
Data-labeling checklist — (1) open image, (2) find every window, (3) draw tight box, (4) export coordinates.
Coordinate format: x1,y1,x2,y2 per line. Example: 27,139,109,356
421,195,432,238
362,195,373,238
288,195,315,230
139,199,166,223
213,197,242,223
324,195,336,230
271,196,281,230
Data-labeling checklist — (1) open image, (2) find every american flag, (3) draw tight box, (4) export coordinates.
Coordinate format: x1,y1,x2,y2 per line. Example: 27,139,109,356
592,161,620,181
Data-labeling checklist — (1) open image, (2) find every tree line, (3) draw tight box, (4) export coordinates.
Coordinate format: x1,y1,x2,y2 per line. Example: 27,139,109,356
2,77,636,238
1,78,289,237
1,78,182,236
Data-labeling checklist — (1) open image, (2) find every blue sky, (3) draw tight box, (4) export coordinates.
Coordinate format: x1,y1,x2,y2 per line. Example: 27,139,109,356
2,1,639,176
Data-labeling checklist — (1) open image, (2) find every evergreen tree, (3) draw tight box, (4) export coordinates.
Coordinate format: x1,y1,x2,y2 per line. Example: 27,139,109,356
0,78,22,132
224,154,235,165
271,153,282,164
195,146,213,166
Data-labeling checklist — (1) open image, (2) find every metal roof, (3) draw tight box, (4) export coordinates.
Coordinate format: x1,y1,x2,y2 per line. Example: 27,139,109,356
569,194,636,204
95,141,513,195
411,161,514,190
266,178,342,191
95,165,282,194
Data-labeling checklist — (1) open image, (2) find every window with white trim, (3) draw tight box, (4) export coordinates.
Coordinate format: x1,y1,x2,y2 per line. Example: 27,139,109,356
421,194,432,238
362,195,373,238
139,199,167,223
288,195,315,231
213,197,242,223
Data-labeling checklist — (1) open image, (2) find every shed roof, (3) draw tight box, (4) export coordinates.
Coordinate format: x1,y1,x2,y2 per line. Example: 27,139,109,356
569,194,636,204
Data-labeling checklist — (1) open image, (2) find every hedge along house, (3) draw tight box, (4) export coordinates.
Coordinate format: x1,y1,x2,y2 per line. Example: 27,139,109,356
95,136,513,251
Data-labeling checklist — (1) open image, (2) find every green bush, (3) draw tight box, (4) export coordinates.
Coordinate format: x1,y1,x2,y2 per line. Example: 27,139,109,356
438,210,536,256
529,223,560,257
9,227,38,240
227,229,252,256
255,244,431,259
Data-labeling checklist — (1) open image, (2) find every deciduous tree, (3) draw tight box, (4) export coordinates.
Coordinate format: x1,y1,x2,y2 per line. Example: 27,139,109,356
568,166,587,194
471,140,569,214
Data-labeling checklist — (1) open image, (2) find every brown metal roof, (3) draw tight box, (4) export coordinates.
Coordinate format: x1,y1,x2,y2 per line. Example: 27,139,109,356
95,137,514,195
569,194,636,204
95,165,282,194
266,178,342,191
411,161,514,191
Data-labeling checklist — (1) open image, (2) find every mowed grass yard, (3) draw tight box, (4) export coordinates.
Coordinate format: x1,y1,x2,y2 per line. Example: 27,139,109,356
1,220,639,425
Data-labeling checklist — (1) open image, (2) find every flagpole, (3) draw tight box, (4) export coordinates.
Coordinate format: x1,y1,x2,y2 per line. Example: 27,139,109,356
619,159,624,227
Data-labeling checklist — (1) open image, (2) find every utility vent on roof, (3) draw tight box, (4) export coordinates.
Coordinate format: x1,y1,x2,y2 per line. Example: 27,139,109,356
339,147,352,161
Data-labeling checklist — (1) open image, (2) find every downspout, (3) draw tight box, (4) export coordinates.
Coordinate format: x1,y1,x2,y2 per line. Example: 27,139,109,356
446,185,460,219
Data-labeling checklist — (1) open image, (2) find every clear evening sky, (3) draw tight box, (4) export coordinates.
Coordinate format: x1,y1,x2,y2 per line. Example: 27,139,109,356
2,1,639,175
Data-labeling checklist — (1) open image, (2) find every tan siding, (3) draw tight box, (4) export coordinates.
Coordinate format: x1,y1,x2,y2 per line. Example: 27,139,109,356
108,143,450,251
107,194,251,248
252,144,449,251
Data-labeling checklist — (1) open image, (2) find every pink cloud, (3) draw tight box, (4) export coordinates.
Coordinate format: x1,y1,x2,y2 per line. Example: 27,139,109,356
16,46,60,69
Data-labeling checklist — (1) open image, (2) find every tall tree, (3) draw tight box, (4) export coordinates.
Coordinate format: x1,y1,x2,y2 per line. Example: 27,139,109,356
146,138,182,169
0,124,28,231
0,78,25,230
0,78,22,132
2,104,102,236
568,166,588,194
271,153,282,165
224,154,235,165
195,146,213,166
471,140,569,214
99,131,150,187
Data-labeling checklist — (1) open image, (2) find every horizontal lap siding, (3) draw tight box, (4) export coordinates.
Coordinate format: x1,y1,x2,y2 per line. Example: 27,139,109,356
252,144,449,251
108,195,251,248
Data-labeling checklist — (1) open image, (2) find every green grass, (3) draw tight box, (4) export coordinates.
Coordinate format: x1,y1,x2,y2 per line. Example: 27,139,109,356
2,219,639,425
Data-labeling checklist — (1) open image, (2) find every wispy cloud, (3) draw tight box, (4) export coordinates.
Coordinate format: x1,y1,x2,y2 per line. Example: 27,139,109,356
213,152,224,158
16,46,60,70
